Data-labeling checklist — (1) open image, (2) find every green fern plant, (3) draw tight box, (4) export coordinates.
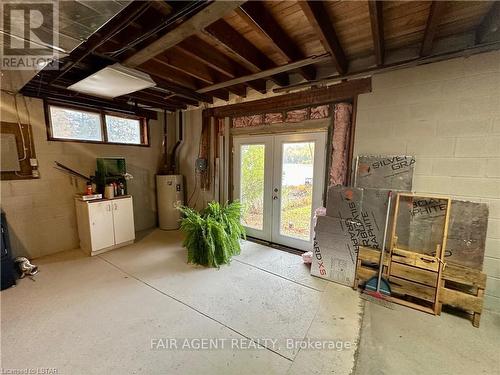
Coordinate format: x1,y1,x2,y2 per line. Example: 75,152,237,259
178,201,246,267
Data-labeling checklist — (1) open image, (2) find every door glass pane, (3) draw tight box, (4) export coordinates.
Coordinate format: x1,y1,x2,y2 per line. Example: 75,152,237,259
280,142,315,240
240,144,265,230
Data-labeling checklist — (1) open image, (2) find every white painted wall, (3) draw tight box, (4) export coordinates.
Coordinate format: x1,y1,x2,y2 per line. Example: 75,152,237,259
0,92,164,258
354,50,500,311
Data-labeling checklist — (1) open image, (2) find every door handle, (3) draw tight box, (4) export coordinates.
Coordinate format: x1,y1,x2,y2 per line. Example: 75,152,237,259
114,203,118,210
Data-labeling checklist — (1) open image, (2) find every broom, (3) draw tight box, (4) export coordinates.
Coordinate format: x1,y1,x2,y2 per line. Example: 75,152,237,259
361,190,393,308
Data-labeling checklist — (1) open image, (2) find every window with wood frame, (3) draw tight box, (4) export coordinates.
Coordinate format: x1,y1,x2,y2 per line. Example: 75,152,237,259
46,102,149,146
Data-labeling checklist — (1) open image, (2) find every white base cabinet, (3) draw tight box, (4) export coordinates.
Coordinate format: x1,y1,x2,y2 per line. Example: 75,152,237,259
75,196,135,255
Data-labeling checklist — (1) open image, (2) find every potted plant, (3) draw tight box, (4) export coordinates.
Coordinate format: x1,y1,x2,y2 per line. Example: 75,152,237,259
178,201,246,267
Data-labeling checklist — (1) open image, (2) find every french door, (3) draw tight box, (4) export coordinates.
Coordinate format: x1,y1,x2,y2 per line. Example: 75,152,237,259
233,132,326,251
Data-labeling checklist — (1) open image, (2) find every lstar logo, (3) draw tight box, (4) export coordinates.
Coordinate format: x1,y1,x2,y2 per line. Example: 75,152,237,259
1,0,59,69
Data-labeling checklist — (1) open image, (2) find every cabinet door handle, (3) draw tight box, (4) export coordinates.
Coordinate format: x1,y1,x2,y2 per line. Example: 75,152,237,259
114,203,118,210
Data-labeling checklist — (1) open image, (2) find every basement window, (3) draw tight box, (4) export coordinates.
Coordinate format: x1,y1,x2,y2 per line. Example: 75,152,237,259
46,103,149,146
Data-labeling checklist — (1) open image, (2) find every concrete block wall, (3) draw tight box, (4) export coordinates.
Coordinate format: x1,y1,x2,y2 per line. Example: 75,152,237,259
0,93,164,259
354,50,500,312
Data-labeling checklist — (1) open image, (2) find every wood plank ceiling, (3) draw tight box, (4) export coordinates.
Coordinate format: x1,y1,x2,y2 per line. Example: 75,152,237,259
21,0,499,113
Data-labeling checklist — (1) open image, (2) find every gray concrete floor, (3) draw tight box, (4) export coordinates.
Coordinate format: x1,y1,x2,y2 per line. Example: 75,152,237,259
1,229,499,374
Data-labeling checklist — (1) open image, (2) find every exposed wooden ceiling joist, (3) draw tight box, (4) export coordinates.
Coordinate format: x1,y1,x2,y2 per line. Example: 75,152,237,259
149,75,213,104
476,2,500,44
176,36,268,94
204,19,289,87
420,1,448,57
368,1,385,66
299,1,348,75
236,2,316,81
124,1,245,68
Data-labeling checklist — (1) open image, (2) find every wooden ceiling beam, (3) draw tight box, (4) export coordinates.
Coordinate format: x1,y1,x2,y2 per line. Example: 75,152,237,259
148,75,213,104
368,1,384,66
124,1,245,67
299,1,348,75
205,78,372,118
177,36,268,94
138,60,199,90
476,2,500,44
155,47,219,85
206,88,229,102
237,2,316,81
20,85,167,115
142,89,198,107
204,19,289,86
420,1,448,57
197,54,331,94
177,36,237,78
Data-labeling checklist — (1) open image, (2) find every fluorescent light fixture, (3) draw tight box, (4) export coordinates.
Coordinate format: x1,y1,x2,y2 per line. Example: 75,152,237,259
67,63,156,99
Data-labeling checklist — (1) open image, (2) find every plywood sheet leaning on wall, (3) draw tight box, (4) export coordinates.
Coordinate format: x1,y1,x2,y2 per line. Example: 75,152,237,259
446,200,489,270
355,155,415,190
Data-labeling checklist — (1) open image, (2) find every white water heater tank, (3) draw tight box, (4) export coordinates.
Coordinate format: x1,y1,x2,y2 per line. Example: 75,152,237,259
157,175,184,230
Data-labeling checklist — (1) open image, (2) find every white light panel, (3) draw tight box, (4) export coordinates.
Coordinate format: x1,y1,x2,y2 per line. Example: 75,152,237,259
67,63,156,98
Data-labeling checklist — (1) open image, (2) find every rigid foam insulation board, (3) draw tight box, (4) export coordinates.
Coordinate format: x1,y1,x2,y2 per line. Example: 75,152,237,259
355,155,415,190
446,200,488,270
360,188,406,250
325,186,363,219
326,186,407,251
394,196,449,256
312,215,360,287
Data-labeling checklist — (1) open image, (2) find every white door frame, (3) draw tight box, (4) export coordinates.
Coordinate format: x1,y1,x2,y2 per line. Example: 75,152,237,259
233,131,326,250
271,132,326,250
233,135,274,240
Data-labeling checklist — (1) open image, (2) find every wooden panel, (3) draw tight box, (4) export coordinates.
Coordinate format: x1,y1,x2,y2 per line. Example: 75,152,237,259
391,262,438,287
383,1,431,51
443,263,487,289
323,1,374,59
389,275,436,302
391,248,440,272
359,246,390,266
440,288,483,312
